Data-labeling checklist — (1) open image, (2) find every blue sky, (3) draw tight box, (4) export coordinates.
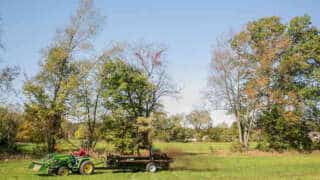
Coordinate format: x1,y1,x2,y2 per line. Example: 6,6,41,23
1,0,319,124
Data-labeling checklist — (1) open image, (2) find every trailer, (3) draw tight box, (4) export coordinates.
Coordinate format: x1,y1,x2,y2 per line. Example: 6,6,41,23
105,151,173,173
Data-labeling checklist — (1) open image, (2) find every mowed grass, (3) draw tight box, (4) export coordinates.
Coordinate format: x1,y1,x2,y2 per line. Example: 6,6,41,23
15,140,237,154
2,142,320,180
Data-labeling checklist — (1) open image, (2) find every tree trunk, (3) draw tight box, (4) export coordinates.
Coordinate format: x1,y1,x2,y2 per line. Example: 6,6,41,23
47,113,60,153
87,130,95,150
236,112,250,149
243,130,249,148
47,135,56,153
236,112,244,145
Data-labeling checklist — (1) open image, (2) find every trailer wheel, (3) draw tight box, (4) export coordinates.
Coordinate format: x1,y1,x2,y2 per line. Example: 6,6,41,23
80,160,94,175
146,163,157,173
57,167,69,176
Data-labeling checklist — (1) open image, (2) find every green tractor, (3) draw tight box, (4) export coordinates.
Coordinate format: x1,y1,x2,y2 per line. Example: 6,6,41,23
29,153,94,176
29,142,173,176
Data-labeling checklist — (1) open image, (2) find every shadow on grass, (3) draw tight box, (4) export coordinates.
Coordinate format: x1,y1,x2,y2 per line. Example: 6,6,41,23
35,168,217,176
36,171,105,176
111,169,141,173
108,167,219,173
169,167,219,172
111,168,219,173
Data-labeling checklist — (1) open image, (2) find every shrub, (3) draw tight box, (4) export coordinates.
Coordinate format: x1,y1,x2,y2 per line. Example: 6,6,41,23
31,144,47,156
256,140,271,152
230,141,247,152
258,106,312,152
206,127,234,142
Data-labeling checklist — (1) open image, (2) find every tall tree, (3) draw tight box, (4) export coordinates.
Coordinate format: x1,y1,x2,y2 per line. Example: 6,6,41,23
130,42,179,117
23,0,104,152
100,59,153,153
207,35,256,148
71,44,122,150
231,15,320,150
71,60,103,149
71,50,115,149
121,43,179,150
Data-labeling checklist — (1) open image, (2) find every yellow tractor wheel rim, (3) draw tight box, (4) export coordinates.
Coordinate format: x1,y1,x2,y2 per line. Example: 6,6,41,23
84,164,93,174
61,169,68,176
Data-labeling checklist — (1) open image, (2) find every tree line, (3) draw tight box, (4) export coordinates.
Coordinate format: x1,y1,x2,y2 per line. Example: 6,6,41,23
0,0,319,154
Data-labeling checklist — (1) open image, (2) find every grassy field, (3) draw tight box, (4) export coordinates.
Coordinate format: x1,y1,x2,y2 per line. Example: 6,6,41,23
1,142,320,180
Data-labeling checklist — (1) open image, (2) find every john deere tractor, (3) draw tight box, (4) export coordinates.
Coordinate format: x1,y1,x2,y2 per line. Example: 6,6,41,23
29,153,94,176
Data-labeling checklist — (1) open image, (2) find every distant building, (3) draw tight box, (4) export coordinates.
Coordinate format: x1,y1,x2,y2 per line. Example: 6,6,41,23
185,137,197,142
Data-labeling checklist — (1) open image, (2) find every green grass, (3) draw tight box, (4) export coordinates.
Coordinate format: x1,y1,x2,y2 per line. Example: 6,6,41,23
14,140,234,154
15,140,245,154
2,142,320,180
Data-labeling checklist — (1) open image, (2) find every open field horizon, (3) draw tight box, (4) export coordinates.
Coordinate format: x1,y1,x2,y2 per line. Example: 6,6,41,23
2,141,320,180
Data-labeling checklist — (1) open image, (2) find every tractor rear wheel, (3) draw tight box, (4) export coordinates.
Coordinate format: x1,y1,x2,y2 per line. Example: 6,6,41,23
80,160,94,175
57,167,69,176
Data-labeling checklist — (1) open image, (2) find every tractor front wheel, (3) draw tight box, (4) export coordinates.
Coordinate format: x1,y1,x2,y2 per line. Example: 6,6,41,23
57,167,69,176
80,160,94,175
